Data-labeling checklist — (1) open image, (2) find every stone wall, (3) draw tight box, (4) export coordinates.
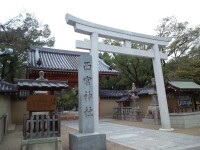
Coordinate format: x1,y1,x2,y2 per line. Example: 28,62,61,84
9,96,152,123
0,95,11,143
0,115,5,143
0,95,11,124
170,111,200,128
100,99,118,118
11,99,27,124
138,95,152,114
100,96,152,118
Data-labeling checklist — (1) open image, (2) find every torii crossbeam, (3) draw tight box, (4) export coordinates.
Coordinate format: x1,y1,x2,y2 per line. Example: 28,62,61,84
66,13,173,131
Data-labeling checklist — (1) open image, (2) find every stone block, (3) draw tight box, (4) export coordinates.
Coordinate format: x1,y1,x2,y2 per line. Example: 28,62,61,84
170,119,176,125
69,132,106,150
21,137,62,150
176,118,184,125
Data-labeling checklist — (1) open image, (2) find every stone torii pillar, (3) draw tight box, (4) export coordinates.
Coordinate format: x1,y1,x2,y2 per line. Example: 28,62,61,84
66,14,173,131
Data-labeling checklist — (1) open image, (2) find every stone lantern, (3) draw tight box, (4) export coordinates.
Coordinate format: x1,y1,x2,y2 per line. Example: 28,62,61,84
129,83,142,121
142,78,161,125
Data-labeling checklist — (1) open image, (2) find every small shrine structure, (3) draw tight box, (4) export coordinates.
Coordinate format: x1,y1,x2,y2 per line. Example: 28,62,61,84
167,79,200,112
167,79,200,128
113,83,144,121
15,71,68,150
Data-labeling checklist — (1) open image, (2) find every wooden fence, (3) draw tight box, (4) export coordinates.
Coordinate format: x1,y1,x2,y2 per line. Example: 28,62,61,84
23,114,60,140
113,107,144,121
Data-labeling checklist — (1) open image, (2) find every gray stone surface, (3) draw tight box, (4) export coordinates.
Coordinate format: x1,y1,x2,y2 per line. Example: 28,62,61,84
21,137,62,150
72,55,106,150
69,132,106,150
78,55,94,133
170,112,200,128
143,79,161,126
0,125,22,150
63,119,200,150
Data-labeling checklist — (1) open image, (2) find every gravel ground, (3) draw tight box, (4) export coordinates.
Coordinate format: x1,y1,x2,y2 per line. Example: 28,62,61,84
61,125,134,150
60,119,200,150
106,119,200,136
0,125,22,150
0,119,200,150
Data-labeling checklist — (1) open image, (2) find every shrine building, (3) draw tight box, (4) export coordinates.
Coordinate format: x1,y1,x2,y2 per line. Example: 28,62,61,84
26,46,119,88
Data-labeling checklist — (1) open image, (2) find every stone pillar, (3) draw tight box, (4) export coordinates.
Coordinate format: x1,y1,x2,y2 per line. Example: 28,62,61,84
69,43,106,150
90,32,99,131
152,44,173,131
78,55,94,133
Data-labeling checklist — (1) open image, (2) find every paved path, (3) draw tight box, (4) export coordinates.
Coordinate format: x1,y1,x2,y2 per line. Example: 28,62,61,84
62,119,200,150
0,125,22,150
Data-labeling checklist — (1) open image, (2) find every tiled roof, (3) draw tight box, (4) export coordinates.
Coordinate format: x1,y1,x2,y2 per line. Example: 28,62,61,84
168,79,200,91
15,79,68,91
137,88,150,95
100,90,129,99
116,96,131,102
0,79,17,93
27,46,119,74
100,88,150,99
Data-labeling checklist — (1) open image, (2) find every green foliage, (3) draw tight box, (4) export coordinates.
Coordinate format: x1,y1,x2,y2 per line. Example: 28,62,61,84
156,16,200,83
165,57,200,84
114,55,153,88
0,12,55,82
101,16,200,90
155,16,200,59
100,39,153,89
100,75,126,90
101,16,200,89
101,52,113,66
56,88,78,111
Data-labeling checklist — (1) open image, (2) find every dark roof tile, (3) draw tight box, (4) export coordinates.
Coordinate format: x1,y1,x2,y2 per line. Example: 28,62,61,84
100,88,150,99
15,79,68,91
100,90,129,99
0,79,17,93
28,46,119,74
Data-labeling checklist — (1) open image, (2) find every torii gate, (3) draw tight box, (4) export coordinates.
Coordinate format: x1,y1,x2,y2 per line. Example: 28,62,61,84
66,14,173,131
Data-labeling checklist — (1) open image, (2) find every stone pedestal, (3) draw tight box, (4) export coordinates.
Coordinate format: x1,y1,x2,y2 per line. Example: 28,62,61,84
142,79,161,125
21,137,62,150
142,104,161,125
128,109,143,122
69,132,106,150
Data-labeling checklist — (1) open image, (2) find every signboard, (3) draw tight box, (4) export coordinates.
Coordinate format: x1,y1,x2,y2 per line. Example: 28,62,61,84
178,96,193,107
27,95,56,111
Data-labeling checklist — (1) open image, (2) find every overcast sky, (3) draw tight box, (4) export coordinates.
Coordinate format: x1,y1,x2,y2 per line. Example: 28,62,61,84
0,0,200,50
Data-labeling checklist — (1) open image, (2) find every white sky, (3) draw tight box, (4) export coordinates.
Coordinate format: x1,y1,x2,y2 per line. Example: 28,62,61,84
0,0,200,51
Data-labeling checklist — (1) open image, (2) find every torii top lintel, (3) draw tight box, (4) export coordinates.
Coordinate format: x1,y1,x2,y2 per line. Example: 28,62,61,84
65,13,171,60
65,13,171,47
